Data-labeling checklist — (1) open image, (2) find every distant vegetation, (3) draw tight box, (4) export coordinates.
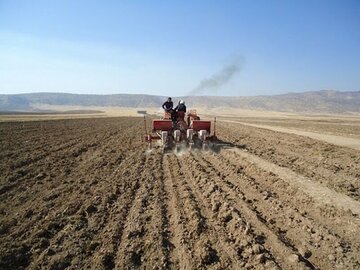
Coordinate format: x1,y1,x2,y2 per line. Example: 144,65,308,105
1,90,359,114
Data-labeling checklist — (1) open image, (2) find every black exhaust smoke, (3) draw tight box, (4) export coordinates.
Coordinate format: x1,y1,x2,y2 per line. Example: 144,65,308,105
188,57,244,96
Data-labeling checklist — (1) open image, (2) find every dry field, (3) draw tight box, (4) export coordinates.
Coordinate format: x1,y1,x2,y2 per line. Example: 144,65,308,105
1,116,360,269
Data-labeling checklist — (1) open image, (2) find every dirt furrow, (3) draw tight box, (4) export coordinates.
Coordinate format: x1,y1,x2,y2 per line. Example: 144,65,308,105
115,151,168,269
1,119,141,205
169,154,249,269
0,132,116,214
0,137,98,196
26,145,145,268
223,120,360,150
1,117,359,269
219,149,360,241
0,118,145,269
0,120,97,161
185,151,317,269
218,122,360,201
162,154,199,269
194,150,360,269
86,150,147,270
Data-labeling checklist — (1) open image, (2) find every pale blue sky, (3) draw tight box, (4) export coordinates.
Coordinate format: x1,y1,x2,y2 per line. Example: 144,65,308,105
0,0,359,96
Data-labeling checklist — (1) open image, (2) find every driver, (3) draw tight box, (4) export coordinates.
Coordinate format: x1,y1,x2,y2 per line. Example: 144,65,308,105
174,100,186,113
162,97,173,112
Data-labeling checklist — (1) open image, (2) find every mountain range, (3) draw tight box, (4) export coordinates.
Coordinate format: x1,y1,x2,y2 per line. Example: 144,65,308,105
0,90,359,114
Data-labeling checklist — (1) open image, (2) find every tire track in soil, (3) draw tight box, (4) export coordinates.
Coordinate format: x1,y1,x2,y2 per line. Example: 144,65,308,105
168,154,247,269
192,151,360,269
157,154,180,269
217,122,360,201
231,121,360,150
227,148,360,215
115,151,169,269
176,153,282,269
218,149,360,243
183,151,317,269
162,154,198,269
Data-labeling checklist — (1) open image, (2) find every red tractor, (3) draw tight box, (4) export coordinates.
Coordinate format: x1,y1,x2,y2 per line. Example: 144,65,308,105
144,109,218,151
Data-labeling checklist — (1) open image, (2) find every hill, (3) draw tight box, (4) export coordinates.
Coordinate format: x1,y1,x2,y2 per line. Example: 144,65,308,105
0,90,359,114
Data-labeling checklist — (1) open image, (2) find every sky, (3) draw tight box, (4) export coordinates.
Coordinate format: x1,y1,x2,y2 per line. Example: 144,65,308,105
0,0,359,96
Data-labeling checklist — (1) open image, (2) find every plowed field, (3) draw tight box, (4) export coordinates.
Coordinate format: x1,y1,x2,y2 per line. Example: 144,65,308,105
1,117,359,269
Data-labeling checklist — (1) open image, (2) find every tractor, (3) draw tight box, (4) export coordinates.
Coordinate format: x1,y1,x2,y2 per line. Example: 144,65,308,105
144,109,218,152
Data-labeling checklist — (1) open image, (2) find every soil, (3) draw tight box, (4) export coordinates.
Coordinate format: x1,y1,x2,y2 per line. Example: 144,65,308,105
223,120,360,150
0,117,359,269
221,117,360,139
